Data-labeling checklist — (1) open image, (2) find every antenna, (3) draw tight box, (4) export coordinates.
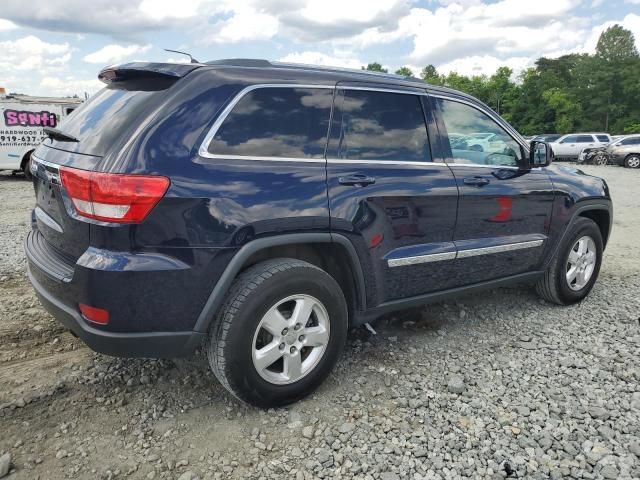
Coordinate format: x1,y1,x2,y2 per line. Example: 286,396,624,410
164,49,200,64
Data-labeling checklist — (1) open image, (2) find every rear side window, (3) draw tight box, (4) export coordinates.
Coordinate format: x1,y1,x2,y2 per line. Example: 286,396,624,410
577,135,594,143
207,87,333,158
596,135,610,142
332,89,430,162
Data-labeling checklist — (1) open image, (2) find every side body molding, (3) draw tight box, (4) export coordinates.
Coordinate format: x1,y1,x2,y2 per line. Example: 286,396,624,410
193,233,367,333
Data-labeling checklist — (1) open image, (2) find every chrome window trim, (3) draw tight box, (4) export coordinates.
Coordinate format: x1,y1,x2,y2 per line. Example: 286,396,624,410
446,163,519,170
327,158,447,167
198,83,335,159
200,154,326,163
387,239,544,267
336,85,427,96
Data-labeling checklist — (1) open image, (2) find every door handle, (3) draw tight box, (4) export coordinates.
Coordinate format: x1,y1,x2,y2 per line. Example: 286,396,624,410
338,174,376,186
463,176,490,186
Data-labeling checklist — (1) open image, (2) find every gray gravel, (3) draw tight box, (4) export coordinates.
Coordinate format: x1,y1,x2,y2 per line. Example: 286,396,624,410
0,165,639,479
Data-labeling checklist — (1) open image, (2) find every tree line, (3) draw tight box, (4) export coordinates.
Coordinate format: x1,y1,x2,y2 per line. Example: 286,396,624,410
365,25,640,135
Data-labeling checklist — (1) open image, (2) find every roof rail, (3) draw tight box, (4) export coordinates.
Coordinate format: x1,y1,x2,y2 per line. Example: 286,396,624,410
204,58,425,84
205,58,273,67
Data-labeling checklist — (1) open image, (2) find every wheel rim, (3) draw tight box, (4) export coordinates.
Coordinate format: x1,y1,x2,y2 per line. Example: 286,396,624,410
594,154,607,165
627,156,640,168
251,294,330,385
566,236,597,291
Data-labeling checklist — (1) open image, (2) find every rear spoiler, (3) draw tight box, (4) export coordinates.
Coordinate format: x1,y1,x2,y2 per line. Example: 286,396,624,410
98,62,203,85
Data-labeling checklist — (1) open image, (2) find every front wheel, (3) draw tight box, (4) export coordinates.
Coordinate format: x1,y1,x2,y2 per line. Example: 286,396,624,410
592,153,608,166
536,217,603,305
207,258,348,407
624,155,640,168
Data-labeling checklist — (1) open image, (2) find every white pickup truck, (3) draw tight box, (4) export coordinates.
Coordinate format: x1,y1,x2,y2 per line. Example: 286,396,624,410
1,91,82,177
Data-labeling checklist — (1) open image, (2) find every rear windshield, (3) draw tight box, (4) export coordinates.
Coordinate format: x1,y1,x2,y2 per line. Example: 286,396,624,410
48,87,161,156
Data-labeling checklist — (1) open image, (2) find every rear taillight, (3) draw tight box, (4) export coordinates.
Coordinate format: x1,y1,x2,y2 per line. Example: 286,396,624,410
59,167,170,223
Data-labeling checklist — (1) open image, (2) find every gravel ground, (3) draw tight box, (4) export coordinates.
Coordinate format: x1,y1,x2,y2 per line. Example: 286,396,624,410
0,165,638,480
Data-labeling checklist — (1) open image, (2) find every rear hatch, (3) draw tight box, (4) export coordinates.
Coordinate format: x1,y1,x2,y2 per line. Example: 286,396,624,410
31,62,200,263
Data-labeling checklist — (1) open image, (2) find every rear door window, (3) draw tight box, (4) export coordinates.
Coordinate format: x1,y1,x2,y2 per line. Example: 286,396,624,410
207,87,333,158
332,89,431,162
596,135,610,142
577,135,595,143
561,135,579,143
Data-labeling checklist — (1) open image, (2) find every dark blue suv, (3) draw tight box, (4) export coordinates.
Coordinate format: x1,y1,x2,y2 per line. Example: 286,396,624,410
25,60,612,407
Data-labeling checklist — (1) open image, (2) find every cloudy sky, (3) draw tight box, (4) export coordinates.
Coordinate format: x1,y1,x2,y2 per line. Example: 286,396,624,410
1,0,639,97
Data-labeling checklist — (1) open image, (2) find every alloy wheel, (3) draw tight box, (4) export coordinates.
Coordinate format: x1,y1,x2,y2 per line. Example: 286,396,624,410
626,155,640,168
252,294,330,385
566,235,597,291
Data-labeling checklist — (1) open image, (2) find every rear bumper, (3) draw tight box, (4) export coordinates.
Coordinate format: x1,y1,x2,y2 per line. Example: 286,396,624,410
28,266,205,357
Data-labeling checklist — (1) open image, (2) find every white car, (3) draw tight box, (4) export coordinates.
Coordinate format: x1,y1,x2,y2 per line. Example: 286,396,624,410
549,133,611,161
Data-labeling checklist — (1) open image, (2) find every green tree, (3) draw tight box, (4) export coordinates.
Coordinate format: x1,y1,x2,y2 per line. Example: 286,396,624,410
395,66,414,77
363,62,387,73
596,24,639,62
420,64,444,85
542,88,581,133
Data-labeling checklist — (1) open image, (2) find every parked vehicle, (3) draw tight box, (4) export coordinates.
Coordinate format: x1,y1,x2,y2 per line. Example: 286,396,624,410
0,90,81,177
579,135,640,167
25,60,612,407
532,134,562,143
549,133,611,161
578,146,610,165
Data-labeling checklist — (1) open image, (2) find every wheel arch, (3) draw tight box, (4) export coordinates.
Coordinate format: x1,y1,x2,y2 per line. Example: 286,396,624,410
193,233,367,333
20,149,35,170
578,208,611,249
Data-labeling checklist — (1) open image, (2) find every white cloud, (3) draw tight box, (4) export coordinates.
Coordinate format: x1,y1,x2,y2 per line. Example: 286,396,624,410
0,18,17,31
138,0,209,20
438,55,532,77
202,6,279,44
279,51,362,69
0,35,70,72
83,44,151,64
39,76,102,96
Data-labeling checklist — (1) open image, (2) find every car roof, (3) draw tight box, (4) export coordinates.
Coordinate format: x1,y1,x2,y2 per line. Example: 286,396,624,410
200,58,472,99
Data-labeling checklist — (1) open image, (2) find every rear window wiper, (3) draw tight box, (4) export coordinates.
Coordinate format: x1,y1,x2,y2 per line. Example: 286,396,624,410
43,127,79,143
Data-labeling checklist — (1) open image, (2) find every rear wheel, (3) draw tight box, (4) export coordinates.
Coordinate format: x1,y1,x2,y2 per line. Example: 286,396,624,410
207,258,348,407
536,217,603,305
624,155,640,168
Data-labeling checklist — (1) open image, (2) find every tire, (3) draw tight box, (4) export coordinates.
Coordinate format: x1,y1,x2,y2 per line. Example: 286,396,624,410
206,258,348,407
624,154,640,169
21,151,33,180
592,153,608,166
536,217,603,305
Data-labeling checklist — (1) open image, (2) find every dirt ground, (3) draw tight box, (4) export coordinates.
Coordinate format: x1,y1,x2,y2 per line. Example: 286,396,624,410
0,165,638,480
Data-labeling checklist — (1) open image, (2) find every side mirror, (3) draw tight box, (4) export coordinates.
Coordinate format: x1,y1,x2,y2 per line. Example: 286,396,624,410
529,140,553,168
